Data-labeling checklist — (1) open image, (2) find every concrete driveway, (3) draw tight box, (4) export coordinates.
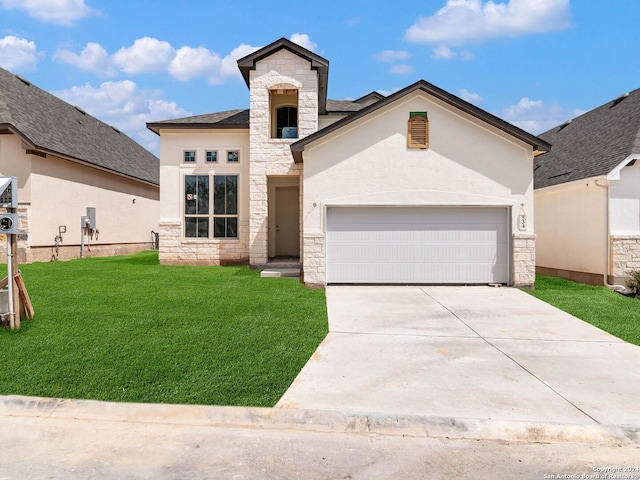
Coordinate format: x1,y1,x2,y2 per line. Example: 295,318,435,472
277,286,640,427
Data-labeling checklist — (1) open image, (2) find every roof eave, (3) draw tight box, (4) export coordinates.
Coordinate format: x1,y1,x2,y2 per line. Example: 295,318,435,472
0,123,36,148
146,123,249,135
32,145,159,186
605,153,640,181
291,80,550,162
534,174,607,192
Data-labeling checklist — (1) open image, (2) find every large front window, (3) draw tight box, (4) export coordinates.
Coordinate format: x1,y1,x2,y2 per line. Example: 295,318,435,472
213,175,238,238
185,175,237,238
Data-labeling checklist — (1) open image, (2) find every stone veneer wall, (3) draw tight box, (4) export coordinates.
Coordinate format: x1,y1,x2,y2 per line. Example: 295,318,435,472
158,220,249,266
611,235,640,280
302,232,325,287
512,234,536,289
248,49,317,265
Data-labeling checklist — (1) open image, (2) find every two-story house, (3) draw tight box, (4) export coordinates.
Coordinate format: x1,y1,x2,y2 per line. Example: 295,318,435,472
147,38,549,288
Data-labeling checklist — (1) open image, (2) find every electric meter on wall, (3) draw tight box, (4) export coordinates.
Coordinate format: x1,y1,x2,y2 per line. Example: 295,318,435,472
0,213,18,234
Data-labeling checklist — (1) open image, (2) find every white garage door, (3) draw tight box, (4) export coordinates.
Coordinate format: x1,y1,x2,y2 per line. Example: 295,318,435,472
326,207,509,284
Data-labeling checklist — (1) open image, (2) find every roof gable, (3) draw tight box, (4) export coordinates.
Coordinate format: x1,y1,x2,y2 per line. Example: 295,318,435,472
236,37,329,114
534,88,640,189
0,67,158,185
291,79,550,163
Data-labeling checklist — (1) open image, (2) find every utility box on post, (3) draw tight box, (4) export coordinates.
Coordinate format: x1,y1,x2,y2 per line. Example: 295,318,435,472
86,207,96,230
0,177,17,209
0,213,18,234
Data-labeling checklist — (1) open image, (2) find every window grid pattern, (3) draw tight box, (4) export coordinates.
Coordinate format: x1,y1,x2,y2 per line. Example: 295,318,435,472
184,175,238,238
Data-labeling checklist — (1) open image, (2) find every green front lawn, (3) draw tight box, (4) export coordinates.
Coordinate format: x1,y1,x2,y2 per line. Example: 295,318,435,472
0,251,328,406
528,275,640,346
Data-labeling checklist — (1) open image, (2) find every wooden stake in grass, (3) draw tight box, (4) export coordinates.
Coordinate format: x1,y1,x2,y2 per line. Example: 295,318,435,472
14,272,34,320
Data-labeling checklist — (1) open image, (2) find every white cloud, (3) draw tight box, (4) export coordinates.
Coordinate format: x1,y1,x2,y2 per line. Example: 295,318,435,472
168,46,219,81
0,0,99,26
54,38,261,84
431,45,456,60
53,42,116,76
219,43,260,83
290,33,317,52
375,50,411,62
457,89,484,104
54,80,190,155
390,64,415,75
405,0,571,46
460,50,475,60
112,37,175,75
500,97,585,134
0,35,41,71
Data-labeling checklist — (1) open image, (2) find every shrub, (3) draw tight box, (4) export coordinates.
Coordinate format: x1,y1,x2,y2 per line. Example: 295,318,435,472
625,269,640,293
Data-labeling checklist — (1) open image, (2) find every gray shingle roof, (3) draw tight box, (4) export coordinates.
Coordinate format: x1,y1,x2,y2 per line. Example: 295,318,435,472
0,67,159,185
325,100,365,112
326,92,385,113
534,88,640,189
147,97,378,130
147,109,249,133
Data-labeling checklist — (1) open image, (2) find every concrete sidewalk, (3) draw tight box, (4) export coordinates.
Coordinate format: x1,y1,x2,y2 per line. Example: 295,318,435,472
277,286,640,427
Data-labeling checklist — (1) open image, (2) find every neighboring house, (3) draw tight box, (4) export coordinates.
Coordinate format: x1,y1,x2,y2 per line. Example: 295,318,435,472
147,38,549,288
535,88,640,286
0,67,160,263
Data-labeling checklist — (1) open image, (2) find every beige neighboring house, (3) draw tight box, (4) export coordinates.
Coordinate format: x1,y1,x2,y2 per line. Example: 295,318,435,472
0,67,159,263
535,88,640,286
148,38,550,288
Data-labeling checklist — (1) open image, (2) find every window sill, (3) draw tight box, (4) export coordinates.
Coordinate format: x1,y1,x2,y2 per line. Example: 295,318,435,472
182,238,240,243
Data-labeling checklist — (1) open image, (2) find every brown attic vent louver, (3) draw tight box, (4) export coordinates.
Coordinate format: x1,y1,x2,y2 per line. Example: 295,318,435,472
408,112,429,149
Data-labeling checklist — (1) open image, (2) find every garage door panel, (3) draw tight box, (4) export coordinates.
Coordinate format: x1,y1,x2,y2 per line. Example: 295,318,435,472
326,207,509,284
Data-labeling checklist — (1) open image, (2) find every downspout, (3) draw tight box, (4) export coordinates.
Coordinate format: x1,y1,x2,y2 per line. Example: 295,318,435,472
594,179,626,290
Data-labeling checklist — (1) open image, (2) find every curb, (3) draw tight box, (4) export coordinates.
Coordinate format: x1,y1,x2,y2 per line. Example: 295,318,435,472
1,395,638,446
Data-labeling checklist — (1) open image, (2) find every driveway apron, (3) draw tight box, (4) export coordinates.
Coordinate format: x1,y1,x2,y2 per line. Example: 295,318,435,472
276,286,640,427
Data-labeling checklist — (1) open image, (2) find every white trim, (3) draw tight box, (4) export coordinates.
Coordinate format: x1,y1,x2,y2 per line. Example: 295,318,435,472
535,175,607,192
535,154,640,192
606,154,640,181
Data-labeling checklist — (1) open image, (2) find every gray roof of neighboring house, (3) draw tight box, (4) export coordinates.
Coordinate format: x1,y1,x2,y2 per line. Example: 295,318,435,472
0,67,159,185
534,88,640,189
291,79,551,163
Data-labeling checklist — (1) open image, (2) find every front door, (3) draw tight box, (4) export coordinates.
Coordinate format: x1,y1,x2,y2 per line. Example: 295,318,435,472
275,186,300,257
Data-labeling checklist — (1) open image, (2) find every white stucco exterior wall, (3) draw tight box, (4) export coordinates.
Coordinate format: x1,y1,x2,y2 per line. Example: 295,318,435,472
0,134,33,203
302,91,536,286
610,163,640,234
0,134,160,262
304,93,534,228
157,128,250,265
535,181,607,276
30,155,159,247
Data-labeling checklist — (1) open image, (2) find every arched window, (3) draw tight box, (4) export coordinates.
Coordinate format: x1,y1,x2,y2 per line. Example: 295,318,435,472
276,106,298,138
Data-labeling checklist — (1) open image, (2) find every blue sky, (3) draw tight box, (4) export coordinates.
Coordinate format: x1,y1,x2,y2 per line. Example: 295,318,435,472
1,0,638,155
